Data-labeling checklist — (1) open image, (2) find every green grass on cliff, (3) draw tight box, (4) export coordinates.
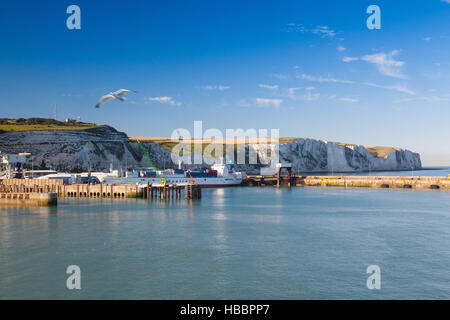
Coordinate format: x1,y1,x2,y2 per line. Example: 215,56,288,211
0,118,101,132
133,137,398,159
0,118,403,159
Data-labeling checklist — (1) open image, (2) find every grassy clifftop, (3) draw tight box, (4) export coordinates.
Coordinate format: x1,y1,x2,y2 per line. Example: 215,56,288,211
0,118,101,132
130,137,404,159
129,137,306,157
0,119,411,159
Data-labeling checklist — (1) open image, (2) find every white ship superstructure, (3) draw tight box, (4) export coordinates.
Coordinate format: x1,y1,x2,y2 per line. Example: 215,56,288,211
101,163,244,187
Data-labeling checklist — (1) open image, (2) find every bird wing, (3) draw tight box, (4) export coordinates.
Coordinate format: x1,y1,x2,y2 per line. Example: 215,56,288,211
95,94,115,108
113,89,136,96
113,95,126,101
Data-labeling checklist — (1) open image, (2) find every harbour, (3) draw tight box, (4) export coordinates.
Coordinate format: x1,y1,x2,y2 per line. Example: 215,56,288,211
2,167,450,207
2,0,450,304
2,186,450,299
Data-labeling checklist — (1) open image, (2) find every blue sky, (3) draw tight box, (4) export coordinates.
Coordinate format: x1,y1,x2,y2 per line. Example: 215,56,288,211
0,0,449,165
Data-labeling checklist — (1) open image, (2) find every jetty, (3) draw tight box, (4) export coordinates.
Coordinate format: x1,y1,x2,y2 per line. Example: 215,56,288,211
244,175,450,190
0,191,57,206
0,179,58,206
62,182,201,200
0,179,202,206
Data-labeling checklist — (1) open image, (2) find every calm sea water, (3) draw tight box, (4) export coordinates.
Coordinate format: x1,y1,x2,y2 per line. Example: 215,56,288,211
1,185,450,299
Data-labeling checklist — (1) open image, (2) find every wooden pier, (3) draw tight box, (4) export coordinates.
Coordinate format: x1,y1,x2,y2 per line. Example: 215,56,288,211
145,182,182,200
142,183,202,200
243,175,450,190
184,183,202,200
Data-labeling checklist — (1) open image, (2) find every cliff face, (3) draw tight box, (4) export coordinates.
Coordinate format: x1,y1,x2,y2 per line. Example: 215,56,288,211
0,126,174,172
276,139,421,172
0,127,422,173
239,139,421,173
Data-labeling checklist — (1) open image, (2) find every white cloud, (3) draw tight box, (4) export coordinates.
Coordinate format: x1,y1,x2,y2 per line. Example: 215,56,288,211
339,97,359,103
337,45,346,52
441,0,450,4
285,24,336,37
395,95,448,103
423,37,431,41
259,84,279,90
302,92,320,101
297,70,420,101
147,96,182,106
342,57,358,63
255,98,283,108
287,87,301,96
363,82,416,95
286,87,320,101
300,73,416,97
300,73,354,84
311,25,336,37
200,85,230,91
361,50,407,79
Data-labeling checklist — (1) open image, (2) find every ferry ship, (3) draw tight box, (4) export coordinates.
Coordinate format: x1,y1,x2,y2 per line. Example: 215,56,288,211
100,162,244,187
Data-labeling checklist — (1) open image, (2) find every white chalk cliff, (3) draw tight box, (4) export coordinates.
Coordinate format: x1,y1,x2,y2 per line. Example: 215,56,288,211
274,139,420,172
0,127,421,173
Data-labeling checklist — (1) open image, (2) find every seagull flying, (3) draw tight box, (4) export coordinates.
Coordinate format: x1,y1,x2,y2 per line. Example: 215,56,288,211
95,89,136,108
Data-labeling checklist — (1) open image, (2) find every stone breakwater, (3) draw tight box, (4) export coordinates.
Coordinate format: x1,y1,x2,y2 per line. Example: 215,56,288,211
244,175,450,190
0,192,57,206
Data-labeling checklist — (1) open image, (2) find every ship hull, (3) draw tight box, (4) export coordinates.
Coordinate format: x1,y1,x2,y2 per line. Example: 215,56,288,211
198,183,242,188
102,176,242,188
